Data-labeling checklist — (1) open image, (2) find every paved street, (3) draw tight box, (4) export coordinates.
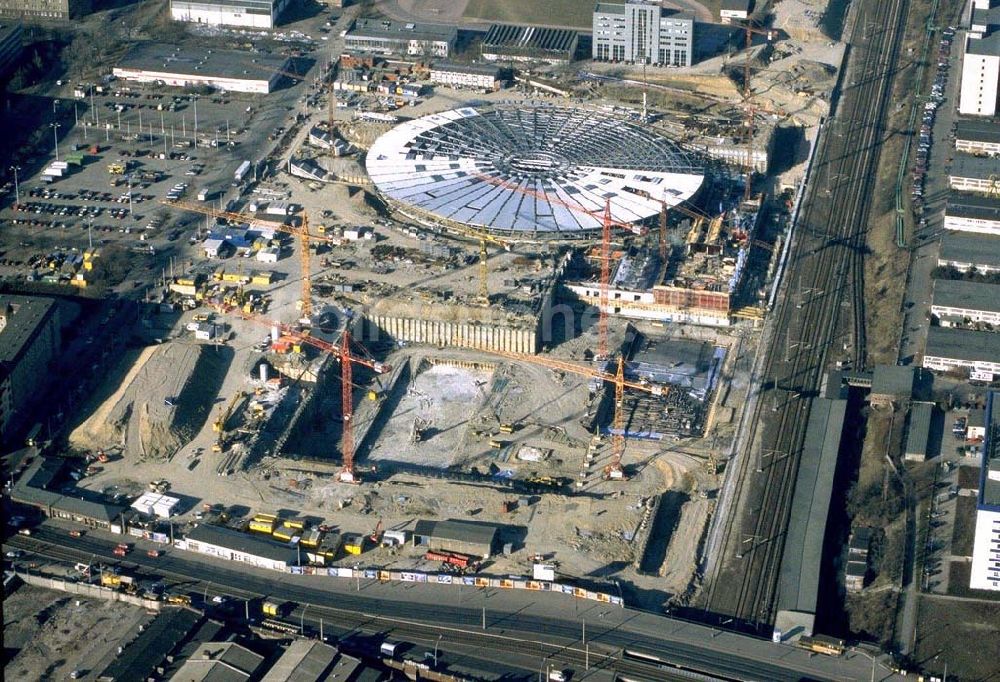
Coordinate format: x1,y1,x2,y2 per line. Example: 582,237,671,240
6,521,908,682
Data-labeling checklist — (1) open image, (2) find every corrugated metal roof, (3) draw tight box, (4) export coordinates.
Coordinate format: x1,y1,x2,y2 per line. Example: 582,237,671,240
906,402,934,457
413,519,500,546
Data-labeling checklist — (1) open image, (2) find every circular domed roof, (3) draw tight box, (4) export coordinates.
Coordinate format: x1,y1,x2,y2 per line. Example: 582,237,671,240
365,105,704,238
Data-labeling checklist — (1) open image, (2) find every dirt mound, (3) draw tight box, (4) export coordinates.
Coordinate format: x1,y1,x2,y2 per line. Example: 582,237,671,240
70,342,232,460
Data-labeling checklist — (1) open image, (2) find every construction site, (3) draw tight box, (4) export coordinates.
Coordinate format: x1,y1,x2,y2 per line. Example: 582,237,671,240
0,0,848,614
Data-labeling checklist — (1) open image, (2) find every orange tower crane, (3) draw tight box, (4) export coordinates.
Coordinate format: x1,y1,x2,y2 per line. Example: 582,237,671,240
736,20,776,200
476,346,668,478
206,303,390,482
472,172,644,359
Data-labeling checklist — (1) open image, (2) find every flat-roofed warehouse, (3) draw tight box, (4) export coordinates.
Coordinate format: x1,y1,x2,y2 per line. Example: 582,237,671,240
412,519,500,559
481,24,579,64
11,457,126,530
112,43,290,94
943,193,1000,235
922,327,1000,376
938,232,1000,273
184,523,298,571
170,0,290,29
948,154,1000,195
365,104,704,239
931,279,1000,326
954,118,1000,156
344,18,457,58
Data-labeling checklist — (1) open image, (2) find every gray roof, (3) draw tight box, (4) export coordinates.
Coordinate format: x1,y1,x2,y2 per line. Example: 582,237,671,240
413,519,500,547
98,609,203,682
950,153,999,180
721,0,752,11
945,193,1000,222
850,526,872,548
845,560,867,577
925,326,1000,362
261,641,361,682
970,408,987,429
776,397,846,616
981,391,1000,509
939,232,1000,269
170,642,264,682
116,43,289,81
347,18,456,43
0,295,56,367
481,24,578,55
954,118,1000,144
968,30,1000,57
185,523,298,563
431,61,502,76
906,401,934,457
971,4,1000,30
870,364,916,397
11,457,125,523
932,279,1000,313
594,3,627,16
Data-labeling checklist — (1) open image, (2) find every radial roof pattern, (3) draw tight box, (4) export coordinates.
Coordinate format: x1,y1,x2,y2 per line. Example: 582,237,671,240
365,105,704,237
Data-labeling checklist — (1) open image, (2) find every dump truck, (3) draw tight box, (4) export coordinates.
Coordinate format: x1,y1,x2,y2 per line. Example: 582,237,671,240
262,601,291,617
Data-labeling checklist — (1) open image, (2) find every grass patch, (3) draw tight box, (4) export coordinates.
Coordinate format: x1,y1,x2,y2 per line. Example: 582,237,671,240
463,0,595,28
914,595,1000,679
957,465,980,490
846,590,898,648
951,494,978,557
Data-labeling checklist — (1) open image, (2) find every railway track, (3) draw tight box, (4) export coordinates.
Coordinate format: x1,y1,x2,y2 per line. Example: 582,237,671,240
702,0,908,629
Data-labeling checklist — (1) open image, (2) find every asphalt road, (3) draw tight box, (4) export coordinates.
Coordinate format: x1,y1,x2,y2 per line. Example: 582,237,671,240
5,523,906,682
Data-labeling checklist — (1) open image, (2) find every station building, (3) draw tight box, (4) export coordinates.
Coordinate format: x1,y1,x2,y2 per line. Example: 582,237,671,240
113,44,290,94
169,0,290,29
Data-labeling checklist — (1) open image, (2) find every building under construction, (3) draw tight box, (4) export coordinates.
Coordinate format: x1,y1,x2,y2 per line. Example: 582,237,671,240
562,196,763,327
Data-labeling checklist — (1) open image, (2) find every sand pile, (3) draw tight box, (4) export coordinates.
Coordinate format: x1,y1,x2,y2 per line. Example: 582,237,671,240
70,342,232,461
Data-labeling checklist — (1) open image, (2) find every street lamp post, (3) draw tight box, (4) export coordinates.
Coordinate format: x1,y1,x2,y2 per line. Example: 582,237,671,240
433,634,442,668
10,165,20,204
51,122,61,161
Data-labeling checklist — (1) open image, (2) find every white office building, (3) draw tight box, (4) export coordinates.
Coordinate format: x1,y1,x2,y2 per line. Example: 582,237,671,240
970,392,1000,591
170,0,290,29
592,1,694,67
959,0,1000,116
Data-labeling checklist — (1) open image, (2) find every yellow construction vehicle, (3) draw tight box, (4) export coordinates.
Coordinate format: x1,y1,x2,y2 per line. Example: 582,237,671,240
107,160,126,174
213,391,246,433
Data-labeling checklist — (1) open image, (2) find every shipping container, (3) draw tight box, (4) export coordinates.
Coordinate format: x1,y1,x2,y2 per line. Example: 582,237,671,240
233,160,251,185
